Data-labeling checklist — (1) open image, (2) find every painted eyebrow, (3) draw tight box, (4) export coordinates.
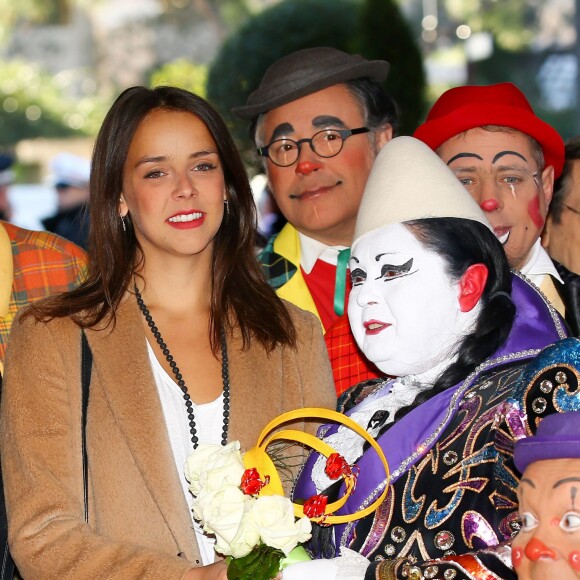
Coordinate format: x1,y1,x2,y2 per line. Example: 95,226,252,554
134,150,217,169
350,256,360,264
447,152,483,165
312,115,348,129
520,478,536,489
492,150,528,164
374,252,398,261
269,122,294,142
554,477,580,489
269,116,349,143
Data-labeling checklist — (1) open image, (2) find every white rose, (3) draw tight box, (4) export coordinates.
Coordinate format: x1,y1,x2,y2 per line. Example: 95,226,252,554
228,509,261,558
185,441,245,496
251,495,312,556
193,484,258,557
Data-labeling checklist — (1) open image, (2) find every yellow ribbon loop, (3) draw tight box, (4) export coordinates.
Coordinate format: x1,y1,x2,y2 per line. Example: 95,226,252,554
243,407,390,524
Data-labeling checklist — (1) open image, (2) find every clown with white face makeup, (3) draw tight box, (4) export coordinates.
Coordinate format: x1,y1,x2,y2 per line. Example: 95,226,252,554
348,223,482,379
284,137,569,580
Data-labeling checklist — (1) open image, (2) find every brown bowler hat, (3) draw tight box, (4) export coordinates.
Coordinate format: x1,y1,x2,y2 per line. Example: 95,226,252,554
232,47,389,120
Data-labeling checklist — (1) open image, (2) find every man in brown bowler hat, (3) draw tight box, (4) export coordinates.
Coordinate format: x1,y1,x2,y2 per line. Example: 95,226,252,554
233,47,399,395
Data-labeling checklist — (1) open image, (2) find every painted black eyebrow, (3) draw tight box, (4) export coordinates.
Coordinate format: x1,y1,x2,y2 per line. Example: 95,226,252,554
520,477,536,489
447,152,483,165
350,256,360,264
492,150,527,164
269,122,294,142
268,115,349,144
312,115,348,129
374,255,414,272
374,252,396,261
554,477,580,489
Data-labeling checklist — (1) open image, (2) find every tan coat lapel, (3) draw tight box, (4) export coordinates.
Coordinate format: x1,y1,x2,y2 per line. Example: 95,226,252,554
86,297,199,561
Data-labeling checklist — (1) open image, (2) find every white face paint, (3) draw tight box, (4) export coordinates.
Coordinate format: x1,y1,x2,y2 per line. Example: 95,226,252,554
348,223,481,378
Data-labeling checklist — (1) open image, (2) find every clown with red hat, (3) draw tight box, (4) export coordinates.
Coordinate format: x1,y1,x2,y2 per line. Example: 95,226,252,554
414,83,579,336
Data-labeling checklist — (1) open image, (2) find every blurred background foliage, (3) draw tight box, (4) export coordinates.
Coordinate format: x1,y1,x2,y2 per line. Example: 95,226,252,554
149,59,208,97
0,60,109,146
206,0,426,160
0,0,75,40
0,0,576,155
444,0,541,51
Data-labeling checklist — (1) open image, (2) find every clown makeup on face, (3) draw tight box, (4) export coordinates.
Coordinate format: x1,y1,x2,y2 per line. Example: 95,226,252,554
437,128,554,270
347,223,481,378
258,84,392,247
513,458,580,580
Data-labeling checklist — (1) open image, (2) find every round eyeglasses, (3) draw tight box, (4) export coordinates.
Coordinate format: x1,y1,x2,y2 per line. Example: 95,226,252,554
257,127,370,167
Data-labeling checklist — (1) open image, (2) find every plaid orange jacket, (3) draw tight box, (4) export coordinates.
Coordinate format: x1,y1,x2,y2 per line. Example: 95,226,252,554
0,221,87,368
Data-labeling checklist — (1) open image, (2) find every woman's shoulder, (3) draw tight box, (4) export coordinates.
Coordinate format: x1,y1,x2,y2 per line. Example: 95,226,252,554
12,306,79,336
8,309,82,359
3,309,83,380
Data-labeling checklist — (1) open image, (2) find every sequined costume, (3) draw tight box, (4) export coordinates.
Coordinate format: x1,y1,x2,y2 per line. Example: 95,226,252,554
294,274,572,579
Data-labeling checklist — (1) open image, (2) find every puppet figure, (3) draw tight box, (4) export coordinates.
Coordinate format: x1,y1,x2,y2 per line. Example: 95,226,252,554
513,410,580,580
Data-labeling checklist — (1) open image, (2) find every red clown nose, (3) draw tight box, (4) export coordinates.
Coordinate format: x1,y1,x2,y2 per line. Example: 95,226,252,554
480,199,500,212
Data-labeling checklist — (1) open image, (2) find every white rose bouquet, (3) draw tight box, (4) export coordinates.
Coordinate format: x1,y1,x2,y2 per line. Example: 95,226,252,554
185,441,313,580
184,408,390,580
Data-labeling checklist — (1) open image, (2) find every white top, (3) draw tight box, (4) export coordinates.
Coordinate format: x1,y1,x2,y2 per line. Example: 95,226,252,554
298,231,348,274
147,340,223,565
520,238,563,287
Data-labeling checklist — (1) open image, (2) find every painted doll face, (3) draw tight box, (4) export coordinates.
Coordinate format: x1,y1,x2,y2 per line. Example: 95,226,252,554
513,458,580,580
347,223,479,377
437,128,554,270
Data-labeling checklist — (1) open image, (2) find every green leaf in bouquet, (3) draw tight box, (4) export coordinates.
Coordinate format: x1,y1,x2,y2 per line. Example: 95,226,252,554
262,546,286,579
227,544,285,580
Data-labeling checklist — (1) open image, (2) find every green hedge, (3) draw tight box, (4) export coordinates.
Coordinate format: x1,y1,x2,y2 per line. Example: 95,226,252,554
206,0,426,160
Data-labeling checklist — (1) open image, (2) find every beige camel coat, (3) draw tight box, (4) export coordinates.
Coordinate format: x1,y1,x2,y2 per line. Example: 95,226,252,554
0,297,336,579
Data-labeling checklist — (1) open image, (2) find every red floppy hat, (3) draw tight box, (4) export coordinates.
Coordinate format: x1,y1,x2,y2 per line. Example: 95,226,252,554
414,83,565,178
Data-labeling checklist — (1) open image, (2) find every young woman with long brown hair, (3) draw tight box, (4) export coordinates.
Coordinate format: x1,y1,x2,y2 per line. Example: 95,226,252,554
0,86,335,579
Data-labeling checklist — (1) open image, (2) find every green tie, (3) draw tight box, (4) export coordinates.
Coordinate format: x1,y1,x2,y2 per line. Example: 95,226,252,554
333,248,351,316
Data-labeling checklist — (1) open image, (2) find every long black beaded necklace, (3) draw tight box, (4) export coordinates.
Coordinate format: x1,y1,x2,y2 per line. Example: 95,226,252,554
134,285,230,448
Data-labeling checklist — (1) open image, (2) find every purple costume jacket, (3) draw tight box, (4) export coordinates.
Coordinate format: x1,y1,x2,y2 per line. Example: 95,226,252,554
294,273,570,579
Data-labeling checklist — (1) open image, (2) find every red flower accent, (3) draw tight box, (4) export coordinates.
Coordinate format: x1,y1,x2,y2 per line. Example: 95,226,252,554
240,468,270,495
325,453,352,480
303,494,328,518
